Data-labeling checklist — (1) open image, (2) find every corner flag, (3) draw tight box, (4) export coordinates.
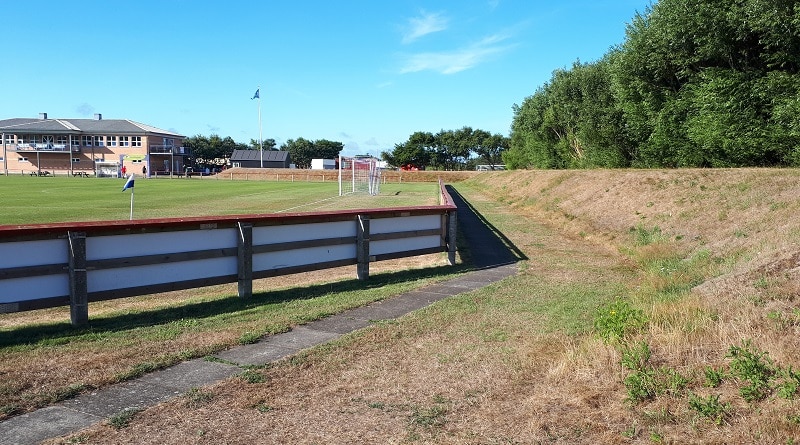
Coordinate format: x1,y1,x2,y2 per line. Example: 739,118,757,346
122,174,135,191
251,88,259,100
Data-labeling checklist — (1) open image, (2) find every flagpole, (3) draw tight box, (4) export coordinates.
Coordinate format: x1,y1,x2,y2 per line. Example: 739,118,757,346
258,85,263,168
130,188,134,220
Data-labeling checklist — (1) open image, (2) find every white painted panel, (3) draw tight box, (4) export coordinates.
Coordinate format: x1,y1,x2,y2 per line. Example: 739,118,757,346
88,257,237,292
371,214,440,234
253,245,356,271
0,275,69,303
253,220,355,245
371,235,441,256
86,228,237,260
0,239,67,268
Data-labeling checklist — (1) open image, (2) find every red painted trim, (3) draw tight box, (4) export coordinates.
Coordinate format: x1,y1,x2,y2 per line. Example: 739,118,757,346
0,205,456,238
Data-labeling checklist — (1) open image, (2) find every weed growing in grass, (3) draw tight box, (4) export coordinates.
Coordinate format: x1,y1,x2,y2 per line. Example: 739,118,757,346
625,368,659,403
594,298,647,344
703,366,724,388
406,395,450,439
727,341,776,402
688,392,731,425
239,369,266,384
238,331,262,345
776,367,800,400
621,341,651,371
253,402,273,413
108,407,143,429
632,224,666,246
184,387,215,408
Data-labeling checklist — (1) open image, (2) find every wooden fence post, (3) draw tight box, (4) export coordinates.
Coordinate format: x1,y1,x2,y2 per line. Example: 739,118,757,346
237,222,253,298
68,231,88,326
356,215,370,280
447,210,457,266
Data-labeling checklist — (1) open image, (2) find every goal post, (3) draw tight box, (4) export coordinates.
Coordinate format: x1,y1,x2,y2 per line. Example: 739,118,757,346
338,155,381,196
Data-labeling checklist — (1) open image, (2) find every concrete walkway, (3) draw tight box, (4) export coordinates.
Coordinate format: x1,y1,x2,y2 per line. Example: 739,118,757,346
0,186,521,445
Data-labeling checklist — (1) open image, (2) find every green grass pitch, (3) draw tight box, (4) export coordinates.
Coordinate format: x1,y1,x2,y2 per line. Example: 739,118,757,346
0,176,440,225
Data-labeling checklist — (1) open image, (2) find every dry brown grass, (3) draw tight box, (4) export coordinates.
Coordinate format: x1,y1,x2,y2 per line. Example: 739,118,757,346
26,168,800,443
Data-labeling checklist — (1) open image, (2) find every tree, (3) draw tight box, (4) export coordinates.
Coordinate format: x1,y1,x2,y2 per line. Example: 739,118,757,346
473,130,509,168
281,138,343,169
184,134,248,168
383,131,434,169
249,138,276,151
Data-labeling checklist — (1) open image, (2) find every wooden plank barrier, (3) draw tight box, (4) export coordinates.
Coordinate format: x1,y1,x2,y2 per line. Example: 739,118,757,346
0,182,457,325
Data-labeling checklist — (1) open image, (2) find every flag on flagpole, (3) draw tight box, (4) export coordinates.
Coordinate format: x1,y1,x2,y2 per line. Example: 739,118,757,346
122,174,135,191
251,88,259,100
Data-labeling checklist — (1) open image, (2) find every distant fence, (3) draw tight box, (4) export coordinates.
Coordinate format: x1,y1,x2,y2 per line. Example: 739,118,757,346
0,182,457,325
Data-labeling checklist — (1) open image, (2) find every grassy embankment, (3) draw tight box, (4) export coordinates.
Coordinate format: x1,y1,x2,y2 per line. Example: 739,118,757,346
42,168,800,445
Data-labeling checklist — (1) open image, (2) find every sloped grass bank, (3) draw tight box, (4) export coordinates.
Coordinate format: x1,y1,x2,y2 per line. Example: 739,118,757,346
30,169,800,443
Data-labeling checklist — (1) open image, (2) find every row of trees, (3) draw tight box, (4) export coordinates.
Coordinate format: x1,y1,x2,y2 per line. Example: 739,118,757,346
382,127,509,170
182,135,343,170
505,0,800,169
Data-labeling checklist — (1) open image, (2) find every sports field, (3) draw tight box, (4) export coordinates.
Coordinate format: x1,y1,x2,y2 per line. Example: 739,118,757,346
0,175,441,225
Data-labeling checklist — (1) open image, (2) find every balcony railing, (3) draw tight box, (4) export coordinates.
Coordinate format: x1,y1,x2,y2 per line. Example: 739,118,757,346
14,144,78,153
149,145,188,155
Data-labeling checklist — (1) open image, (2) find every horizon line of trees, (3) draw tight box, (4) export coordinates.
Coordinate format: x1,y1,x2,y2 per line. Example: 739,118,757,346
505,0,800,169
182,135,344,169
382,127,509,171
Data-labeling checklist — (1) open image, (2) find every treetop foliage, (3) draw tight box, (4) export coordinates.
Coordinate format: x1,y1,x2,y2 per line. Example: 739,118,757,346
383,127,509,170
505,0,800,169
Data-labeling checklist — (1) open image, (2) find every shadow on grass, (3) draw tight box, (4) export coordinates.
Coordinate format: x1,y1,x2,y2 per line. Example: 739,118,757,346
0,263,469,349
447,185,528,269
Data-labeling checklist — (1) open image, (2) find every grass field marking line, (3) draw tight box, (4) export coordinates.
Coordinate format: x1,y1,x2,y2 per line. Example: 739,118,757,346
275,195,342,213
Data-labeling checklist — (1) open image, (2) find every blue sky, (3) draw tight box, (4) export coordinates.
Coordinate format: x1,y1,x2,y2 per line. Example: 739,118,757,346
2,0,652,157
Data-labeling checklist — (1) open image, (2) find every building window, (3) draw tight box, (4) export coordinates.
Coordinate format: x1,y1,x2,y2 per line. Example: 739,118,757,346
120,136,130,147
131,159,142,164
18,157,28,162
72,158,81,163
82,135,92,147
93,136,105,147
56,135,68,147
132,136,142,147
3,134,13,144
71,137,80,147
107,136,117,147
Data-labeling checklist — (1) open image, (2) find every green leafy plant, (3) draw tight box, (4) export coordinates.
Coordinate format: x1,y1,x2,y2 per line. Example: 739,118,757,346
704,366,724,388
108,407,143,429
594,298,647,343
776,367,800,400
727,341,776,402
625,368,659,403
239,369,266,384
621,341,651,371
688,392,731,425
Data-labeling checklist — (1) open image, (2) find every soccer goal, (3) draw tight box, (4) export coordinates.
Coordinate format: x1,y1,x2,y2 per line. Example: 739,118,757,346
338,155,381,196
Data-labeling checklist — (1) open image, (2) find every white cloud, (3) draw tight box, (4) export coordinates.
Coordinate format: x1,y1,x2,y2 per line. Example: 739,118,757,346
399,33,515,75
402,11,448,44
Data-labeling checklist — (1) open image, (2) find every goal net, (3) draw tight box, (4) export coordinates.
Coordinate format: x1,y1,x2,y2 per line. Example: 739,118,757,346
338,156,381,196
